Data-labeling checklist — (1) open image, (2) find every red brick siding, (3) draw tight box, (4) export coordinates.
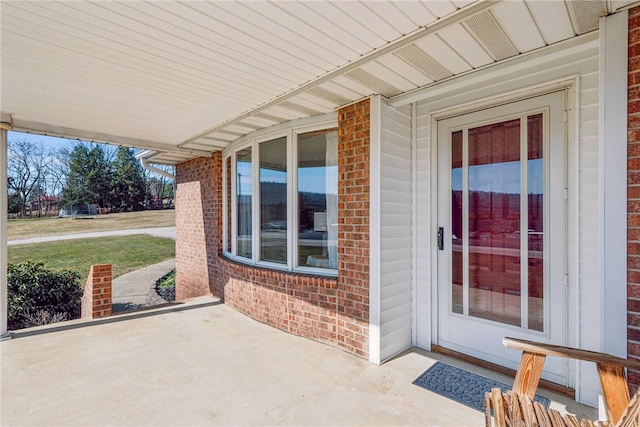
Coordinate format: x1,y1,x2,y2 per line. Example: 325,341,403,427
174,98,372,359
81,264,112,319
175,155,219,300
630,5,640,390
337,99,371,357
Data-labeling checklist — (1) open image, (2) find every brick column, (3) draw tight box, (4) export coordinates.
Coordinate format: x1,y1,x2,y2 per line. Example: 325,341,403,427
336,98,371,358
175,153,221,300
81,264,112,319
628,6,640,390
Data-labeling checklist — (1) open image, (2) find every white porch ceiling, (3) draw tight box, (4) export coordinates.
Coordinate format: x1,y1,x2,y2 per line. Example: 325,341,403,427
1,0,636,164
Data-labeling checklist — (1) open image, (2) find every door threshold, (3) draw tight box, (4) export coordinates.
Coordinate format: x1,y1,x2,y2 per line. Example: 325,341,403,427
431,344,575,399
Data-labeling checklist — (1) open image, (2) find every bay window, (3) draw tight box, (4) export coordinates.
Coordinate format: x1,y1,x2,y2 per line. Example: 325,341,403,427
224,125,338,274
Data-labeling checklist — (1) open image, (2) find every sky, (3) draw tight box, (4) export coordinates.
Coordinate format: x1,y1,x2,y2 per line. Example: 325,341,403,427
8,131,86,151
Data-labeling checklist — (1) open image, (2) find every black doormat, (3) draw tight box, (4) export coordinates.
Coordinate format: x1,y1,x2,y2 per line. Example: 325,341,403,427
413,361,551,412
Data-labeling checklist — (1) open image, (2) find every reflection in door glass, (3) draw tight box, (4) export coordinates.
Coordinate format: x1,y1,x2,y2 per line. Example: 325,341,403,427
467,119,521,327
451,131,463,314
528,114,544,331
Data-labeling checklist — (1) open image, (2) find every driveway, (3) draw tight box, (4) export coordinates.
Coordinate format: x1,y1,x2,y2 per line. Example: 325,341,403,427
0,296,595,426
7,226,175,246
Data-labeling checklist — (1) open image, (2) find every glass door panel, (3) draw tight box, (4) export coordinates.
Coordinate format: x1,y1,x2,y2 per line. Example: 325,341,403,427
450,116,545,331
527,114,544,331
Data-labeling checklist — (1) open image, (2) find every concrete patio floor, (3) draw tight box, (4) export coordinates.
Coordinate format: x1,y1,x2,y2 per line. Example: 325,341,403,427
1,295,597,427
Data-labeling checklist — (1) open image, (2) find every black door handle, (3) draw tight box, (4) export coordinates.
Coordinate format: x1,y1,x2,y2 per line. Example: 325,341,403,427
437,227,444,251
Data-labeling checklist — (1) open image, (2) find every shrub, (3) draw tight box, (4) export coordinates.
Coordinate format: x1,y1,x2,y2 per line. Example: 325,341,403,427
21,310,68,328
8,261,82,330
155,270,175,302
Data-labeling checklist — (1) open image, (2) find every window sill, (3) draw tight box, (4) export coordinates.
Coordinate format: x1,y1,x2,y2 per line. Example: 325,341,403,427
220,253,338,278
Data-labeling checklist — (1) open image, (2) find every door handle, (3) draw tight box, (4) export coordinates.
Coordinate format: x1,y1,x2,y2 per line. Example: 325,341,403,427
437,227,444,251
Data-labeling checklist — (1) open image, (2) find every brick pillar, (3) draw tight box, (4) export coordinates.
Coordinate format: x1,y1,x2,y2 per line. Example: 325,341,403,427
81,264,112,319
629,6,640,391
336,98,371,358
175,154,221,301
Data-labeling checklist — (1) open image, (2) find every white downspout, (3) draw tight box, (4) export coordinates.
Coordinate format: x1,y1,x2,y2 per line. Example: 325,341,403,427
1,127,10,339
139,157,175,180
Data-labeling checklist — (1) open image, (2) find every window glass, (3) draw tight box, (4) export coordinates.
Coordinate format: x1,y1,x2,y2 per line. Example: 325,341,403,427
297,129,338,269
236,147,252,258
451,130,463,315
260,137,287,264
225,156,231,253
527,113,544,331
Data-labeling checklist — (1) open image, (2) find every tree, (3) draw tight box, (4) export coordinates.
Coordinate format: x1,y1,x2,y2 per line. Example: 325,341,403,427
62,143,114,208
7,139,49,217
111,147,146,211
144,164,174,209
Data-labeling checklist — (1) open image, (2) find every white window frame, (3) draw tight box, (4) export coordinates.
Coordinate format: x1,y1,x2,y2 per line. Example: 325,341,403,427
255,131,290,270
222,114,338,277
293,123,340,276
231,140,254,263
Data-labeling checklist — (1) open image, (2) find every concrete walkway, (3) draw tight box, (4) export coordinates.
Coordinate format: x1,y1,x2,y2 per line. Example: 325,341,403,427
0,296,596,427
7,226,175,246
112,259,176,313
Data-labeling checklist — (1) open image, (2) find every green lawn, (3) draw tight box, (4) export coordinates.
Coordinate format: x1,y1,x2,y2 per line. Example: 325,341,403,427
8,235,175,284
8,210,175,240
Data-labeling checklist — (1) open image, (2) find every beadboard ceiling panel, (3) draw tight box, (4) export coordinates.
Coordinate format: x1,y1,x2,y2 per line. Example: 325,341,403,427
1,0,625,165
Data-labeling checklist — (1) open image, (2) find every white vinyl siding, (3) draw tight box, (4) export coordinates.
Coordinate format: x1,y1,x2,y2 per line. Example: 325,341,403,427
411,33,601,405
378,103,413,361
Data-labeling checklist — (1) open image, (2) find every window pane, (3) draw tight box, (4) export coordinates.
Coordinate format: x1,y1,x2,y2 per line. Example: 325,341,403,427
527,114,544,331
451,130,463,315
260,137,287,264
467,119,521,327
236,147,252,259
297,129,338,269
226,156,231,253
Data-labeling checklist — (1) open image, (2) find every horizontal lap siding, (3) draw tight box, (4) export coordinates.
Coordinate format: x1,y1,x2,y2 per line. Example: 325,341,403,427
379,103,412,361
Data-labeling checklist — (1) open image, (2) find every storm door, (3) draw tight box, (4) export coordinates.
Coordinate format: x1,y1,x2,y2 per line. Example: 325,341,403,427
436,92,568,385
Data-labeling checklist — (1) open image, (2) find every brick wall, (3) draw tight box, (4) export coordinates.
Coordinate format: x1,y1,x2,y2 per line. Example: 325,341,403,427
175,154,220,301
174,98,372,359
336,99,371,357
81,264,112,319
629,6,640,390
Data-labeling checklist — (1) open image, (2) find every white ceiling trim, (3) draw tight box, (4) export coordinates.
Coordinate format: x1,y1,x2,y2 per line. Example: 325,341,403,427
175,0,496,149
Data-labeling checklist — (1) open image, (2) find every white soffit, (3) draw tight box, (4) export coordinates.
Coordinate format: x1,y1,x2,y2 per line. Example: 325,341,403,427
1,0,621,165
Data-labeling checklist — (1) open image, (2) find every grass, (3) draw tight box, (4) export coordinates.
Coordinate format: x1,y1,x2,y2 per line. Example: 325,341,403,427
8,210,175,240
8,235,175,284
